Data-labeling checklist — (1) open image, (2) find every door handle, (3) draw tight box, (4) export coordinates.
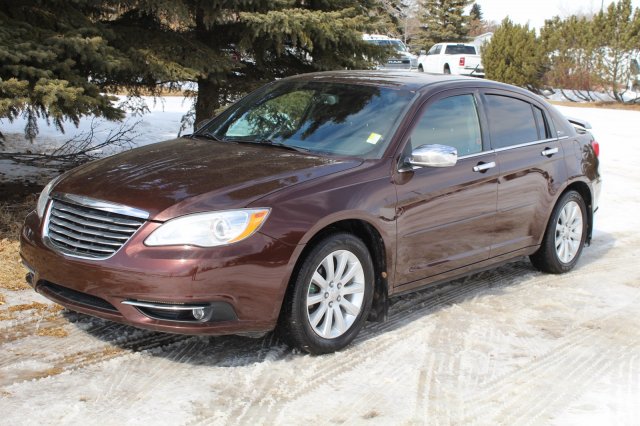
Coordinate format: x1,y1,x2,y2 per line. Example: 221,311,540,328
541,147,559,157
473,161,496,173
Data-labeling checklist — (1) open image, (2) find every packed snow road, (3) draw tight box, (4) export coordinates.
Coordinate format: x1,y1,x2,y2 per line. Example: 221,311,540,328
1,106,639,425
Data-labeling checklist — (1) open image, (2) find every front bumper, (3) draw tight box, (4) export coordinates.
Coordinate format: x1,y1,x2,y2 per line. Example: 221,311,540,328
379,59,412,70
459,66,485,77
20,211,298,335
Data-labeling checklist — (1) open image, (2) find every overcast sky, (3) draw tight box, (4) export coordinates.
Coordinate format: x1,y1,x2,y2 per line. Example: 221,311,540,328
475,0,640,30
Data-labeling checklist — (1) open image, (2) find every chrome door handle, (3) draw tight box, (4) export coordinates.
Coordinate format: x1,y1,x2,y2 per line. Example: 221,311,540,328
473,161,496,172
541,147,559,157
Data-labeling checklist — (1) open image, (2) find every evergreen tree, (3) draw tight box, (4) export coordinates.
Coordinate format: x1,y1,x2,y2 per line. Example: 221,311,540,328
467,2,496,36
417,0,472,48
379,0,421,44
482,18,546,90
470,3,482,21
540,16,597,96
100,1,386,125
1,1,386,141
593,0,640,101
0,1,125,142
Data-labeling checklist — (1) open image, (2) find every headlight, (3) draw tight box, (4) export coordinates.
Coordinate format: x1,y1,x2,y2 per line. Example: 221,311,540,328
144,209,270,247
36,175,63,218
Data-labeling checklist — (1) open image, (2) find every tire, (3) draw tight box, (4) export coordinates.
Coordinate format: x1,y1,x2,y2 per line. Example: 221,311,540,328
418,64,424,72
443,65,451,74
280,233,374,354
530,190,588,274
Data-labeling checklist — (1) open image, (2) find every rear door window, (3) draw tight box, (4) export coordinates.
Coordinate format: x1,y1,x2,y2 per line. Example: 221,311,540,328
484,95,539,149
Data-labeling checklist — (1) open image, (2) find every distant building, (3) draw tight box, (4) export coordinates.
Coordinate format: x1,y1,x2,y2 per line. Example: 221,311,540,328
472,32,493,52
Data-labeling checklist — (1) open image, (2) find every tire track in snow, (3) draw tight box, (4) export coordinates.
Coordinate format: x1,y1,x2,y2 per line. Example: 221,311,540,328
226,265,531,425
0,314,194,386
459,304,640,424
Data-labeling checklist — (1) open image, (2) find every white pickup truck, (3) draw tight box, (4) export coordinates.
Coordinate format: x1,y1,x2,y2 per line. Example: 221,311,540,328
417,43,484,77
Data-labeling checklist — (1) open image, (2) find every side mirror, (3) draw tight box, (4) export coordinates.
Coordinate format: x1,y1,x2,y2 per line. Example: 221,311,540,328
420,49,426,56
407,144,457,168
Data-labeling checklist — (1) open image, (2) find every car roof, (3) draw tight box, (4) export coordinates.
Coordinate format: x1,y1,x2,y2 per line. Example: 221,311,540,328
283,70,527,94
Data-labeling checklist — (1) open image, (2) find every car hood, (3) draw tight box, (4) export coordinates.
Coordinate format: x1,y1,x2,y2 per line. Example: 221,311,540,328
53,138,362,221
398,51,416,59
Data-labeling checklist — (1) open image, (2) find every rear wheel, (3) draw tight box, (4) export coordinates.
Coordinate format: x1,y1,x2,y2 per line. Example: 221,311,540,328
530,190,587,274
418,64,424,72
280,233,374,354
443,65,451,74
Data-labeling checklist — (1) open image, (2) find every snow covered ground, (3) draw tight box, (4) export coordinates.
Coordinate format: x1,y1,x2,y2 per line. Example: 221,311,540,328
0,96,191,184
1,105,639,425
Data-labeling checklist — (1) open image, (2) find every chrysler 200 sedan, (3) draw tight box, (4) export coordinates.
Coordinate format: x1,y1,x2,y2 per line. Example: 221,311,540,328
20,71,601,354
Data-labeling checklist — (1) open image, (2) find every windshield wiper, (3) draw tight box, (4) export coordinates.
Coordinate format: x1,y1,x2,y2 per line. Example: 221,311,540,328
192,132,224,142
255,139,310,153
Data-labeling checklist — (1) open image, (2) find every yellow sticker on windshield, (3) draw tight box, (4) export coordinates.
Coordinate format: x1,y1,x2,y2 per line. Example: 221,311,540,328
366,132,382,145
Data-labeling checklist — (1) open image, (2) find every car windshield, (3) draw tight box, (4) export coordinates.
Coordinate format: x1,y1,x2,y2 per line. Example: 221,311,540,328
200,80,416,158
366,39,408,52
444,45,476,55
388,40,408,52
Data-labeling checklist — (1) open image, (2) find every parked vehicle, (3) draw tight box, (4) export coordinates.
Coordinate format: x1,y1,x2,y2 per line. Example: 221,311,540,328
363,34,418,70
21,71,600,354
418,43,484,77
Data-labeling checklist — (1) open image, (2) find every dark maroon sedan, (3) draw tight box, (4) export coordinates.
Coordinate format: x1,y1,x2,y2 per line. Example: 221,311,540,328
20,71,601,354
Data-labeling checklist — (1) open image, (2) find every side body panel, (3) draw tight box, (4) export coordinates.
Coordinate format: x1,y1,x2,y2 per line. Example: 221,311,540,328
480,90,568,256
392,89,498,287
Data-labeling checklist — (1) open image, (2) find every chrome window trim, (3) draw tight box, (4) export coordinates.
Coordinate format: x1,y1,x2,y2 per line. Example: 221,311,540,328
493,137,560,153
458,151,491,160
402,136,566,166
52,193,150,220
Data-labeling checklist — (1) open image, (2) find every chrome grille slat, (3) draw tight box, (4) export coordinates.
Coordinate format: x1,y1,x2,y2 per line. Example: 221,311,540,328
49,217,130,240
49,225,123,247
54,203,144,226
45,197,147,260
50,210,139,233
48,232,116,253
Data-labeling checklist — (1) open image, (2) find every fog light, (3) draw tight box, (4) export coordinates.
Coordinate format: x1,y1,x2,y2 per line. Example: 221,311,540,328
192,306,213,322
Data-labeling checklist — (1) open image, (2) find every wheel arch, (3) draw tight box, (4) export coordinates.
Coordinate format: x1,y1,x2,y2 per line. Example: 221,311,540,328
563,181,594,245
278,218,390,328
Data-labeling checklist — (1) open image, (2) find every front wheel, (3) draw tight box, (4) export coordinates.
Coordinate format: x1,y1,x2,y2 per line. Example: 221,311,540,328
280,233,374,354
530,190,588,274
418,64,424,72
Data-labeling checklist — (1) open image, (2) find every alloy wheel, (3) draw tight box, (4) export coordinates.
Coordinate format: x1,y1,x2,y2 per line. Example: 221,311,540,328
306,250,365,339
554,200,584,263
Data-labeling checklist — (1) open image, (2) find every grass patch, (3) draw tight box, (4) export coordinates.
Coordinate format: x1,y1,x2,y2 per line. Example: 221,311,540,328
0,193,38,292
36,326,69,338
0,240,29,291
0,193,36,240
7,301,52,313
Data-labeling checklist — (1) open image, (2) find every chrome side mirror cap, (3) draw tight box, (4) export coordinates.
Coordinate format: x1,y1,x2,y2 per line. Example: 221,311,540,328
407,144,458,168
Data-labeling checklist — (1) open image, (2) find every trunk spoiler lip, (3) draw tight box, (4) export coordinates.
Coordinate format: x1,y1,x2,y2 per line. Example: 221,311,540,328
566,116,592,130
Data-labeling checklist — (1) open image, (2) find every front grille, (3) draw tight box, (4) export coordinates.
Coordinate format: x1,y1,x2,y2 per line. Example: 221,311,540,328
45,198,146,259
38,281,119,313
